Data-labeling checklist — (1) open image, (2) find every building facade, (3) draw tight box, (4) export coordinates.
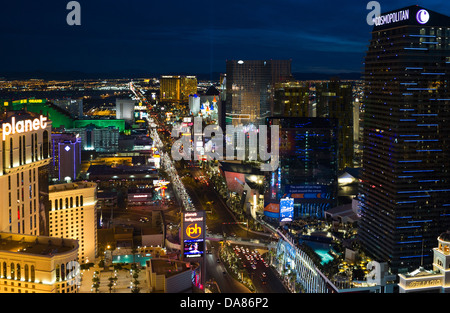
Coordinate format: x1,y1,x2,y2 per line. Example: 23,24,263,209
65,125,120,153
399,231,450,293
358,6,450,273
225,60,292,126
316,79,355,170
273,81,311,117
48,182,98,264
115,98,137,123
265,117,338,220
160,75,197,103
0,111,52,236
50,132,82,182
0,232,79,293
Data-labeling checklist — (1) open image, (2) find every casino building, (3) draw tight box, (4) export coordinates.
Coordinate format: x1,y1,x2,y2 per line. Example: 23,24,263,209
0,111,52,236
398,231,450,293
0,232,79,293
264,117,338,220
48,182,98,264
359,6,450,273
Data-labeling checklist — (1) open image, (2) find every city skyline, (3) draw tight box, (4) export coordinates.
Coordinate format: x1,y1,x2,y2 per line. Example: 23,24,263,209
0,0,449,299
0,0,449,78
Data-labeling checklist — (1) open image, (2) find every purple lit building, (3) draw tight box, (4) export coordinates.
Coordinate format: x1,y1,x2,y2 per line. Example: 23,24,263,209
51,133,82,182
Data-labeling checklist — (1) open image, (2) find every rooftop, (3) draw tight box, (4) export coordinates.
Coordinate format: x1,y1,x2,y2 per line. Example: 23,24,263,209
400,266,440,278
0,233,77,256
147,258,191,278
49,181,97,192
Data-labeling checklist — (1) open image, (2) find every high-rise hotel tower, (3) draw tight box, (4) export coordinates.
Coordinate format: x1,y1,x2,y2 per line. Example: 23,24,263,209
0,111,52,236
225,60,292,126
359,6,450,273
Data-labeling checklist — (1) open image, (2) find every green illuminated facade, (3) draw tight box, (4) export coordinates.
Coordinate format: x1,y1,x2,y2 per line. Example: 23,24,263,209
0,98,75,128
74,119,125,132
0,98,126,132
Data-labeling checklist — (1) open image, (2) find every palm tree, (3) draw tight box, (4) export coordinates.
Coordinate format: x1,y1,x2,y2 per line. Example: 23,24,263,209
92,271,100,293
131,246,138,267
288,271,297,292
107,277,115,293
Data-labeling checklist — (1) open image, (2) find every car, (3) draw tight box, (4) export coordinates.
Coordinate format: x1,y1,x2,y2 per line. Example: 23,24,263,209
261,278,267,285
261,272,267,278
251,264,256,270
217,258,220,263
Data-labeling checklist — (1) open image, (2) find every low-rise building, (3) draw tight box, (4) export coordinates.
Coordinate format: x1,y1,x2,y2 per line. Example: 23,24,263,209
145,258,193,293
398,231,450,293
0,232,79,293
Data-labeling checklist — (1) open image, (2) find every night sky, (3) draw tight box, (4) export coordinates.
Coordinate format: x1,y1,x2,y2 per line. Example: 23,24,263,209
0,0,448,77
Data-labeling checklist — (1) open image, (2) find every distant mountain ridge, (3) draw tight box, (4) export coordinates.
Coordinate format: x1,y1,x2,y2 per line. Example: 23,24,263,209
0,70,362,81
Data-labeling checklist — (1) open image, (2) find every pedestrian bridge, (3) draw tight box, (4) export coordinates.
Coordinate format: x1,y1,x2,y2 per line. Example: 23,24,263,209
206,233,278,249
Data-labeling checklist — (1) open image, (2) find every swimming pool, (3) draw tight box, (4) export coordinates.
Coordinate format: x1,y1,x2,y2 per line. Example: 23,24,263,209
112,254,151,267
304,241,335,265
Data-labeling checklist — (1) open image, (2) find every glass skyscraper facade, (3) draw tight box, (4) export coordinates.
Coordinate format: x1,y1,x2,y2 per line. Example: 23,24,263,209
265,117,338,220
316,79,355,170
225,60,292,126
358,6,450,273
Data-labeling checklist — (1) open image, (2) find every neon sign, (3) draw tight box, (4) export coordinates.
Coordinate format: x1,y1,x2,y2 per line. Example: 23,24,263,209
416,9,430,24
373,9,410,27
2,115,48,141
185,223,202,239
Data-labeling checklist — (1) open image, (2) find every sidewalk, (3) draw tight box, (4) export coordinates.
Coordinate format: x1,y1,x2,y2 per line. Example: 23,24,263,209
78,263,150,293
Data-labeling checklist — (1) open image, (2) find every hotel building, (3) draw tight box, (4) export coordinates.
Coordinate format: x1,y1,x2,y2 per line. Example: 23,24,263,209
50,132,82,182
398,231,450,293
316,79,355,170
225,60,292,126
265,117,338,220
0,111,52,236
0,232,79,293
48,182,98,264
273,81,311,117
358,6,450,273
160,75,197,103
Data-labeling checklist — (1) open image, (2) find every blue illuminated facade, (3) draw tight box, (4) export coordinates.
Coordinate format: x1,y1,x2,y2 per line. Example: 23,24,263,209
359,6,450,273
265,117,338,220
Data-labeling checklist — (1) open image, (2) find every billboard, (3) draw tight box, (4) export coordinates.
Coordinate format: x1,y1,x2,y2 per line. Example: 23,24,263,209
264,203,280,219
182,211,206,259
286,185,328,199
280,197,294,222
183,239,205,258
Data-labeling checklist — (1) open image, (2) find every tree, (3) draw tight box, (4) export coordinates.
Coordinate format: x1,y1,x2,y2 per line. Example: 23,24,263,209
131,267,141,293
92,271,100,293
107,276,117,293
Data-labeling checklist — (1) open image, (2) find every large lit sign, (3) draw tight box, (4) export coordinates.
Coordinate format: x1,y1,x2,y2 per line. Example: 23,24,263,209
280,197,294,222
182,211,206,259
373,9,410,27
416,9,430,24
406,277,442,289
2,115,48,141
184,239,204,258
186,222,203,239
